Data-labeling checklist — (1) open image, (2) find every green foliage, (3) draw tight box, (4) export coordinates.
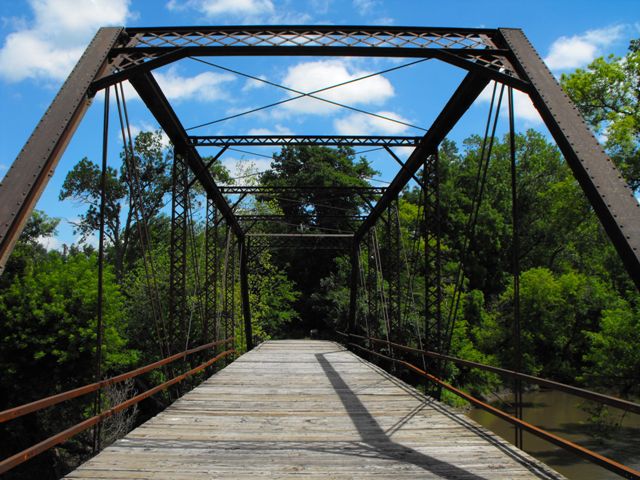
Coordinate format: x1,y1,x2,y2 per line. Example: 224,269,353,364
261,146,377,332
0,223,135,477
583,299,640,396
0,249,134,402
59,130,173,277
485,268,618,381
249,251,300,340
561,40,640,189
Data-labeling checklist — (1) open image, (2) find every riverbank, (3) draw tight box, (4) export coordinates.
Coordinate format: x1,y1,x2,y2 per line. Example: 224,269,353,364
467,389,640,479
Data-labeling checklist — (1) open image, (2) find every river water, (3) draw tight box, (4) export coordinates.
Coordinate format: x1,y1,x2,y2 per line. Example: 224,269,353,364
467,390,640,479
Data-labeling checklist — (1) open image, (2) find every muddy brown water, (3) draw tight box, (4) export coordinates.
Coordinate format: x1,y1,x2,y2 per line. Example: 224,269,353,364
467,389,640,479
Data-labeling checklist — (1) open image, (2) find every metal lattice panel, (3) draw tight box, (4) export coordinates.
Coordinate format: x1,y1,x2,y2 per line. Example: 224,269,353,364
168,150,189,355
422,154,443,353
123,27,496,50
219,186,386,195
204,197,219,344
189,135,423,148
102,26,520,80
246,233,354,253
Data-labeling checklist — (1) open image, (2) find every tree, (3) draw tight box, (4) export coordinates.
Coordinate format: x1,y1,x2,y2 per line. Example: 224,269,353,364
60,130,173,278
260,146,377,332
583,298,640,396
0,239,135,478
248,251,300,340
481,267,618,381
561,39,640,189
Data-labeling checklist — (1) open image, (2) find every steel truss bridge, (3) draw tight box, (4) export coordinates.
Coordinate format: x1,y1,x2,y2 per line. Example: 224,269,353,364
0,25,639,479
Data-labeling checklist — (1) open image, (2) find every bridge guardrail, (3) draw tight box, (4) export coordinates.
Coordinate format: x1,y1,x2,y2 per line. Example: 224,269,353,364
339,332,640,480
0,337,236,474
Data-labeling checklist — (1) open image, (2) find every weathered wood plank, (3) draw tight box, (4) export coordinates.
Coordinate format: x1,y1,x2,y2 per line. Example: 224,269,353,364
65,340,565,479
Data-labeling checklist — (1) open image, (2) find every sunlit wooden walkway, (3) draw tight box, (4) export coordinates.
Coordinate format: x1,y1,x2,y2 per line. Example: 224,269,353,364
66,340,564,479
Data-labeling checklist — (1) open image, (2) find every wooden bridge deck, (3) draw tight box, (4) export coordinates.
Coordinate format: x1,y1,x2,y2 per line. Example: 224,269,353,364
66,340,564,479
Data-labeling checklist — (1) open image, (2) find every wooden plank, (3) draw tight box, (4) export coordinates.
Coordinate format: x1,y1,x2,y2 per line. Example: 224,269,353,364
65,340,565,479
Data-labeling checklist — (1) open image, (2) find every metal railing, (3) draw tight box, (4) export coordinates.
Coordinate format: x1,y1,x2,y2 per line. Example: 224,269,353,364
0,337,236,474
338,332,640,480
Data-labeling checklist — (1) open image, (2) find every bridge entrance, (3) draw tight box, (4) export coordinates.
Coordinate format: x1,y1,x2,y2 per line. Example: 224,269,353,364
0,25,639,479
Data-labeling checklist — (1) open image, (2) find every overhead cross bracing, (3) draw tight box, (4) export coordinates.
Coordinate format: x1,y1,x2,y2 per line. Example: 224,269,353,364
2,23,640,479
3,26,639,283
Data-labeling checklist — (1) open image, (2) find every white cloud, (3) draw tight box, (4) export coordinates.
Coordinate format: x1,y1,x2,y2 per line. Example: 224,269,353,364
37,235,62,251
476,81,542,125
281,60,394,115
121,122,172,149
242,75,268,92
152,66,235,102
334,111,410,135
167,0,273,19
310,0,332,14
247,124,292,135
167,0,310,24
222,157,272,186
0,0,131,82
353,0,379,13
544,25,625,71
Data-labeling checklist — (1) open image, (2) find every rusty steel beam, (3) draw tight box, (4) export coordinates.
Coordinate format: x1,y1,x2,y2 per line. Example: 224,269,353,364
239,238,253,350
355,71,490,243
128,72,243,238
500,28,640,289
0,27,124,274
190,135,423,147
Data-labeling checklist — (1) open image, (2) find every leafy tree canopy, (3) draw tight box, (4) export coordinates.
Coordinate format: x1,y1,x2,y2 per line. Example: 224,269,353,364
561,39,640,189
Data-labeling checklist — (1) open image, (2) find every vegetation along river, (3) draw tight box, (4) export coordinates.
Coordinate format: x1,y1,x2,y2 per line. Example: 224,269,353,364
467,389,640,479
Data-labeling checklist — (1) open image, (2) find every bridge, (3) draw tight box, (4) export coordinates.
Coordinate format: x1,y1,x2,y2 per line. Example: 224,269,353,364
0,25,639,479
64,340,563,479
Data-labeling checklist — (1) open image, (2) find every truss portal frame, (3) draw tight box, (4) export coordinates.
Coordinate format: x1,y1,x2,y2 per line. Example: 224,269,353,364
1,24,639,294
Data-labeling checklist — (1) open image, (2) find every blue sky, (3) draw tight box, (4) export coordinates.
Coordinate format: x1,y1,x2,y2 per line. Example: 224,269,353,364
0,0,638,248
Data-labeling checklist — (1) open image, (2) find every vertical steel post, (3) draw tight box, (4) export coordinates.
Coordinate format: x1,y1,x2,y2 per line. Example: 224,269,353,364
347,239,360,334
169,148,189,355
92,86,109,454
423,153,443,352
394,201,402,332
223,224,231,341
239,237,253,350
367,230,376,338
423,153,443,398
231,238,237,348
205,197,218,346
509,87,524,448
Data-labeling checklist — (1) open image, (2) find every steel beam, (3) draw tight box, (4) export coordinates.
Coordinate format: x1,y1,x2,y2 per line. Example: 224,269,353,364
127,72,243,238
168,149,189,354
239,238,253,350
355,71,490,243
500,28,640,289
220,186,386,195
347,240,359,333
0,27,124,273
190,135,423,147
